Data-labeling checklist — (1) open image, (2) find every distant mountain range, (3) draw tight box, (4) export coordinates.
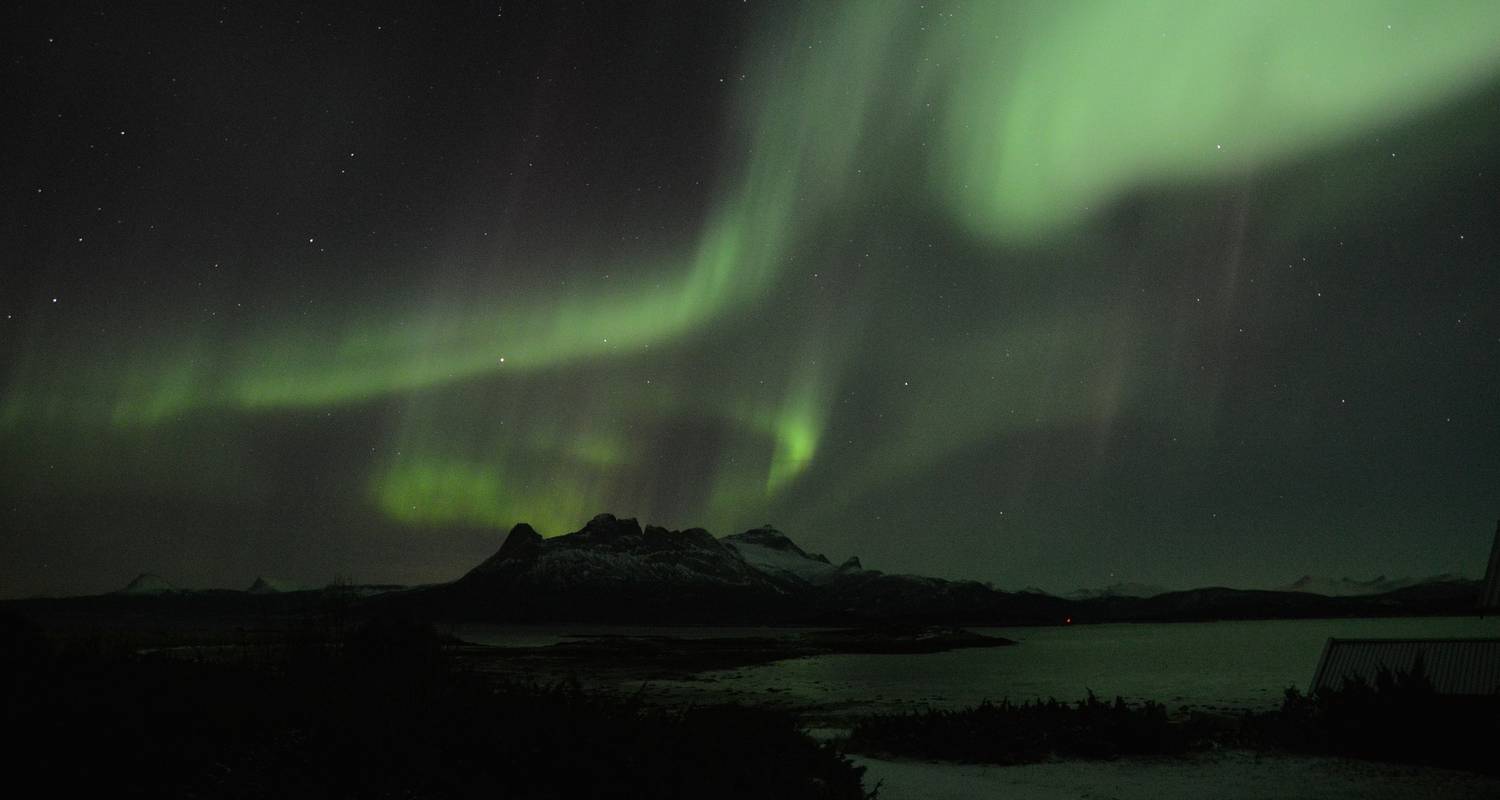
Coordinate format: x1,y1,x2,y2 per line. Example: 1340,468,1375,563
11,514,1482,626
105,574,400,598
246,576,304,594
1058,574,1468,601
375,513,1482,625
1064,582,1171,601
1273,574,1467,597
377,514,1067,625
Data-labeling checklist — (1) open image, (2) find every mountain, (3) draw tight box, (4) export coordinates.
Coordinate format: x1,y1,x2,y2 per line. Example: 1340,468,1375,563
244,578,399,596
1275,574,1466,597
417,514,800,623
1069,579,1482,622
459,515,775,590
722,525,838,584
116,573,175,595
1065,582,1170,600
391,513,1073,625
718,523,1067,623
246,576,303,594
325,583,409,598
5,515,1482,626
316,513,1485,625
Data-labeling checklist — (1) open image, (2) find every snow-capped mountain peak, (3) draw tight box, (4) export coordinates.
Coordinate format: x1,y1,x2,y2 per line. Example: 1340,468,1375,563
722,525,838,583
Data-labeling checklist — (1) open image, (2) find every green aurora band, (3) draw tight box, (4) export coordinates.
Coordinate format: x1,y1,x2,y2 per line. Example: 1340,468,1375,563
5,1,1500,543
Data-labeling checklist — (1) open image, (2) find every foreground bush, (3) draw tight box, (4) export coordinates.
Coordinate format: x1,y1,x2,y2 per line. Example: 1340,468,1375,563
846,692,1201,764
1252,661,1500,774
846,659,1500,775
1,613,871,799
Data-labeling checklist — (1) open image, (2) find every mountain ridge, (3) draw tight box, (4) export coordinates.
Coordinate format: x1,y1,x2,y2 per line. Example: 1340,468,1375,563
378,513,1482,625
1274,573,1467,597
17,514,1482,626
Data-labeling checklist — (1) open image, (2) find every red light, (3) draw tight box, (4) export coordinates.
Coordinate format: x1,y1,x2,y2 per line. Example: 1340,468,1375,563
1064,617,1073,624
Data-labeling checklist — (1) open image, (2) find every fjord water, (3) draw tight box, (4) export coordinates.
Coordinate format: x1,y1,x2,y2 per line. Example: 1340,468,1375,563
455,616,1500,714
708,617,1500,713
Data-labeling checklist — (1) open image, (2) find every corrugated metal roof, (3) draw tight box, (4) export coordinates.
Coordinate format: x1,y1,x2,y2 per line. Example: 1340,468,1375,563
1310,638,1500,696
1481,521,1500,612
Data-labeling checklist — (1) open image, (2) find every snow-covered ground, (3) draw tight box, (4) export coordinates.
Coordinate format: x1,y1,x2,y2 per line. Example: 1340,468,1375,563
854,751,1500,800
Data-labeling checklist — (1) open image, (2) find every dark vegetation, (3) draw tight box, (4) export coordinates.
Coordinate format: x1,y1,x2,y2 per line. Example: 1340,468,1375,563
846,659,1500,774
0,611,872,799
847,693,1202,764
1252,660,1500,774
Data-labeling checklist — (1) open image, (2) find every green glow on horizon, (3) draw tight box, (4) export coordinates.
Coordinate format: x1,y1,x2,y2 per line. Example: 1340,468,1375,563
377,460,509,528
373,459,596,537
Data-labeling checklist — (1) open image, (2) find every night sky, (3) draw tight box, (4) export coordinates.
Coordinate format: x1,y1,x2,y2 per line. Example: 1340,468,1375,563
3,1,1498,598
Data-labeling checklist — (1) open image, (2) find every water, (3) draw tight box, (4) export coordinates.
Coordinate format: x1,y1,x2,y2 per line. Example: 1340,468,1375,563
630,616,1500,713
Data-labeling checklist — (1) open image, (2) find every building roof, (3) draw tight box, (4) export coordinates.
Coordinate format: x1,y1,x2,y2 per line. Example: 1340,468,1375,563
1481,520,1500,612
1310,637,1500,696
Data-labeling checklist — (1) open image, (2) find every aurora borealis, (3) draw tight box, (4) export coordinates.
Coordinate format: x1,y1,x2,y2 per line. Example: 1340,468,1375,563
3,1,1498,597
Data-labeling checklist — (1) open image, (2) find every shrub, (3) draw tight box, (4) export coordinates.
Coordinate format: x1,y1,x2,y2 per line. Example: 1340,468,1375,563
846,692,1200,764
1254,659,1500,773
